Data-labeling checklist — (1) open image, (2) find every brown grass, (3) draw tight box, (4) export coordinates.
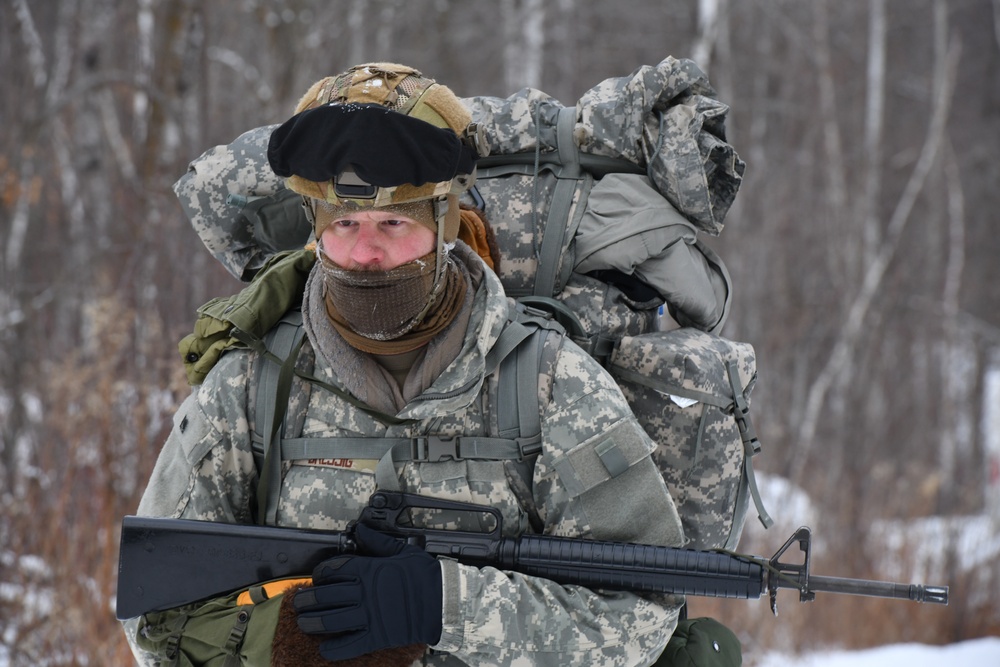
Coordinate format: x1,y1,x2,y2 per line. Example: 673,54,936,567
2,296,183,665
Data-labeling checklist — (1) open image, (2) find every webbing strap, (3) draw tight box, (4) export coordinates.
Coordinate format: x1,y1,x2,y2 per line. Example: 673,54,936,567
375,433,544,492
483,314,536,377
222,605,252,667
533,105,582,298
727,361,774,530
498,304,550,525
249,312,306,526
279,434,540,464
515,321,543,442
497,341,521,440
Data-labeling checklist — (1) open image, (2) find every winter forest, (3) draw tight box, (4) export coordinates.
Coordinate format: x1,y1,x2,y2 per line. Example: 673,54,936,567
2,0,999,664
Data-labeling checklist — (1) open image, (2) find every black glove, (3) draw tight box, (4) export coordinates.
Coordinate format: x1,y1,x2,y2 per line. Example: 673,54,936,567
292,523,443,662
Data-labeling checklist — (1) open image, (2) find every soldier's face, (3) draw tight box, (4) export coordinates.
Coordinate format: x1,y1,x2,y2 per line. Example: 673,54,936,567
318,209,436,270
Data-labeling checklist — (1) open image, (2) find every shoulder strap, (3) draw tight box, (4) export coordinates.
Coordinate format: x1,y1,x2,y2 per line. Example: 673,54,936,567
249,310,306,526
495,303,557,531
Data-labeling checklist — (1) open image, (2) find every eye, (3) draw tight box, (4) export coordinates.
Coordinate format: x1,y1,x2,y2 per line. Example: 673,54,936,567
382,219,407,227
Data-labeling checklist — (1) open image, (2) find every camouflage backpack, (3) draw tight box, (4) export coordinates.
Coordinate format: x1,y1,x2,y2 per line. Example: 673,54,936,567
174,56,771,551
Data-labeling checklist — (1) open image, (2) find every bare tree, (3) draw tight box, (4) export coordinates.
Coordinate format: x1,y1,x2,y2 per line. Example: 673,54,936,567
791,0,961,484
994,0,1000,53
814,0,847,216
501,0,546,92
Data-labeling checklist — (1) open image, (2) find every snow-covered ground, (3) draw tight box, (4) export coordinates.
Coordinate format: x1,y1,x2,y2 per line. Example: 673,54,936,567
755,637,1000,667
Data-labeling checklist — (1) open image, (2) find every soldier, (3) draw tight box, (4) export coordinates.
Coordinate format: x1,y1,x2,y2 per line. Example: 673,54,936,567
123,62,685,666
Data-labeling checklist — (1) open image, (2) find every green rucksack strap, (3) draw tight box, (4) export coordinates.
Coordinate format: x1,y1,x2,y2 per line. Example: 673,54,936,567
727,360,774,531
241,310,306,526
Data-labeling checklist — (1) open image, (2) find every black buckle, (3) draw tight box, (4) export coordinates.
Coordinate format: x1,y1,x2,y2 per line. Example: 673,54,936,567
516,435,543,461
412,435,460,462
734,408,761,455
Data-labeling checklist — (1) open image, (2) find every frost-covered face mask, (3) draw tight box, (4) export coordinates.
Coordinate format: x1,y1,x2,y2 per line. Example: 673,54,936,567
319,247,438,341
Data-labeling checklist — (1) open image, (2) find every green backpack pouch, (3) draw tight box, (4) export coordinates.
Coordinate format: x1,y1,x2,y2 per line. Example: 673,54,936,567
654,617,742,667
178,248,316,385
134,585,286,667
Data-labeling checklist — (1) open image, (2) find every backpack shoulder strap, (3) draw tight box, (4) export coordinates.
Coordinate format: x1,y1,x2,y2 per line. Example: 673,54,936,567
249,309,307,525
495,301,560,532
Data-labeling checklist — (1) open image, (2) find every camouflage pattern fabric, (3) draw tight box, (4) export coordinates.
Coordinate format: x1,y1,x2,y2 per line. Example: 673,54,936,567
556,272,659,362
173,124,286,281
609,328,758,551
467,165,588,299
463,55,744,236
125,245,686,666
576,56,744,235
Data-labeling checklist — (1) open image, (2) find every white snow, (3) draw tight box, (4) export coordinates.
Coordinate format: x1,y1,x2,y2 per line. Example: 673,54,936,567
755,637,1000,667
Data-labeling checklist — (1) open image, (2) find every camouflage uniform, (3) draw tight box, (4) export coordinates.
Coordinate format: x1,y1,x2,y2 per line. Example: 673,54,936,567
125,242,685,666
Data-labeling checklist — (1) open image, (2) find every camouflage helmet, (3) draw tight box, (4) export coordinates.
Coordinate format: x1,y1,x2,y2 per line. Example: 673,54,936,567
270,63,486,243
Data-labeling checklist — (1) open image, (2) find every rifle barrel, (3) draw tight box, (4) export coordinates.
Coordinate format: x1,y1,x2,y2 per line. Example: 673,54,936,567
773,573,950,605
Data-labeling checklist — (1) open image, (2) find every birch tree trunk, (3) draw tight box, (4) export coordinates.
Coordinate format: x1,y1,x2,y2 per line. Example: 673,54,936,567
691,0,720,73
812,0,847,216
502,0,545,92
860,0,887,267
2,0,51,499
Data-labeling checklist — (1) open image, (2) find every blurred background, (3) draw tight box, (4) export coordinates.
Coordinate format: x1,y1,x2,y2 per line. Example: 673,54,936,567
1,0,998,664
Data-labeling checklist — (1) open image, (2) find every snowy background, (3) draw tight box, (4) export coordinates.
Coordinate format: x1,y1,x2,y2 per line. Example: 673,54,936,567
755,637,1000,667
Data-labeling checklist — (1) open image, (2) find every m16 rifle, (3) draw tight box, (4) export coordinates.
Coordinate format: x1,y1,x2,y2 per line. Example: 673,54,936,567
116,491,948,620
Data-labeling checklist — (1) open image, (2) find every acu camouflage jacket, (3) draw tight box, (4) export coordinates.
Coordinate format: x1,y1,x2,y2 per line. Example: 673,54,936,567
125,244,685,667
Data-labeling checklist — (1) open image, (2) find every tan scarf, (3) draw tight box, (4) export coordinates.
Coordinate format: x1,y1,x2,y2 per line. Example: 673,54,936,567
320,250,467,355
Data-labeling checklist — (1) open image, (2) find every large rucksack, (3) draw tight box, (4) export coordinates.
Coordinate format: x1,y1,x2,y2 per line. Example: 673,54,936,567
174,56,771,551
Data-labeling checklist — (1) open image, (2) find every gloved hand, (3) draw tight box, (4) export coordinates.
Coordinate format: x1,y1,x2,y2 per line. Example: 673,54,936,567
292,523,443,662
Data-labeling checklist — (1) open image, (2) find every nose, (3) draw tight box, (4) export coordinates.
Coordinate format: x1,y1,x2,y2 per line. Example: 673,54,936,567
348,224,385,266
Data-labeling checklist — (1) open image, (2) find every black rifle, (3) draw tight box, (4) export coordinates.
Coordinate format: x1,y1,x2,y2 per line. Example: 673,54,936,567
116,491,948,620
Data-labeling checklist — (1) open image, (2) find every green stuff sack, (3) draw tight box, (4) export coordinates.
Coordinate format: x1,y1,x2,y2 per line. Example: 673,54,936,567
609,328,772,550
654,617,742,667
134,587,284,667
178,249,315,385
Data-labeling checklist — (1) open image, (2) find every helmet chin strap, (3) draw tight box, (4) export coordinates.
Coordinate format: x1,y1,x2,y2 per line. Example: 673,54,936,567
431,196,450,287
